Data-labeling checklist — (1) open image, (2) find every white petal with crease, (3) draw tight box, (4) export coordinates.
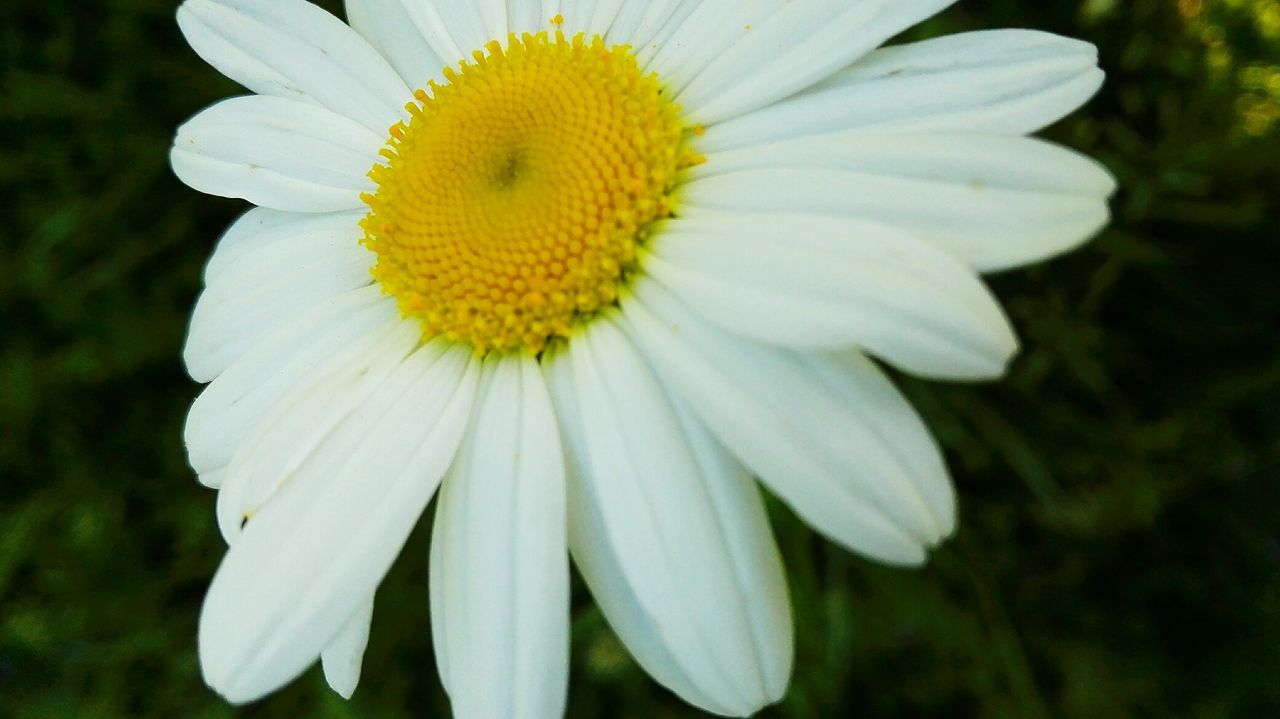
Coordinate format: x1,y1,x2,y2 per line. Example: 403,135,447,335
430,354,568,719
214,319,422,544
620,279,956,566
321,597,374,700
545,319,792,716
604,0,684,48
184,285,395,476
704,30,1103,151
185,209,374,383
679,132,1115,274
178,0,409,133
171,96,380,213
344,0,445,90
675,0,957,124
199,341,478,704
644,212,1018,380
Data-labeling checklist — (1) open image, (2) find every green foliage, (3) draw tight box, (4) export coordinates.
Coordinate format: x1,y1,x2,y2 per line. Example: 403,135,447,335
2,1,1278,717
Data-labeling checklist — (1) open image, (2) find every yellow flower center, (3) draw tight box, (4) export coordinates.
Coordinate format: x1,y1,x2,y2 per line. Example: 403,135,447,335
361,30,701,354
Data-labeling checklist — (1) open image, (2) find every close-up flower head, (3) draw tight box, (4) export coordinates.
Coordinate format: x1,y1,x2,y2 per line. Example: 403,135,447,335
5,1,1278,718
169,0,1112,714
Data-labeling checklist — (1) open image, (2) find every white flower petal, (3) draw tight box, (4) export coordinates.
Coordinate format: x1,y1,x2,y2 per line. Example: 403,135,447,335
177,0,409,133
644,212,1018,380
681,131,1116,274
199,467,226,490
585,0,626,36
703,30,1104,152
620,279,955,566
641,0,784,97
199,341,478,704
665,392,792,706
675,0,957,124
555,0,625,36
506,0,548,35
545,319,792,716
428,0,507,60
200,207,299,284
184,285,395,476
171,96,380,213
214,319,422,544
320,596,374,700
430,354,568,719
344,0,445,90
688,132,1116,271
185,209,374,383
607,0,692,50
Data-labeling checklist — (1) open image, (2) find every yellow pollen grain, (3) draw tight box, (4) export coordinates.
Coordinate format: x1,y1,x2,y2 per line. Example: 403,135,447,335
361,30,700,355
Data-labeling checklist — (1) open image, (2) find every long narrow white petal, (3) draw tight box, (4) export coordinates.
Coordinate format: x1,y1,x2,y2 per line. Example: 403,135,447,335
199,208,300,285
430,354,568,719
608,0,693,51
619,280,956,566
214,319,422,544
585,0,625,36
344,0,445,90
704,30,1103,151
556,0,596,33
665,392,792,706
199,341,478,704
177,0,409,133
641,0,784,96
680,132,1116,273
644,212,1018,380
556,0,626,36
545,320,792,716
429,0,507,60
506,0,547,35
185,209,374,383
676,0,957,124
184,286,395,476
320,597,374,700
171,96,380,213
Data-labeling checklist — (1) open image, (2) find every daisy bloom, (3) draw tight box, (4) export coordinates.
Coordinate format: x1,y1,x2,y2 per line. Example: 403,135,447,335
171,0,1114,715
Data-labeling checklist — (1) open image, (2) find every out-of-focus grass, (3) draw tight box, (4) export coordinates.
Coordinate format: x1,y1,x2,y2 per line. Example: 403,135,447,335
2,1,1278,717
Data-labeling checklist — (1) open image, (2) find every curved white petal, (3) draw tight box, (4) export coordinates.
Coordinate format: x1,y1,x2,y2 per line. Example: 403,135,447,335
608,0,693,51
674,0,957,124
344,0,445,90
200,207,300,285
177,0,409,133
185,209,374,383
644,212,1018,380
321,596,374,700
505,0,544,35
703,30,1104,152
426,0,507,61
371,0,501,67
680,132,1115,274
214,319,422,544
619,279,955,566
171,96,380,213
545,320,792,716
199,341,478,704
184,285,395,476
585,0,626,36
641,0,784,98
430,354,568,719
199,467,226,490
603,0,676,48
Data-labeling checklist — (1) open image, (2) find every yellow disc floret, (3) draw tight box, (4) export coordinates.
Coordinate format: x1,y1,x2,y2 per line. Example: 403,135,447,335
361,30,701,354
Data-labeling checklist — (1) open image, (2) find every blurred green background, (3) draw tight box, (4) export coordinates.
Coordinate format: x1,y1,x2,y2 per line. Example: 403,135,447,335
3,0,1279,717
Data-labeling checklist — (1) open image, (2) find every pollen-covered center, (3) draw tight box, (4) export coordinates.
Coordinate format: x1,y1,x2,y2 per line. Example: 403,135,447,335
361,30,700,354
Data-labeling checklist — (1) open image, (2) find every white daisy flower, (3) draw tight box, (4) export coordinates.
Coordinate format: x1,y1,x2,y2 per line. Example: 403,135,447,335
171,0,1114,715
